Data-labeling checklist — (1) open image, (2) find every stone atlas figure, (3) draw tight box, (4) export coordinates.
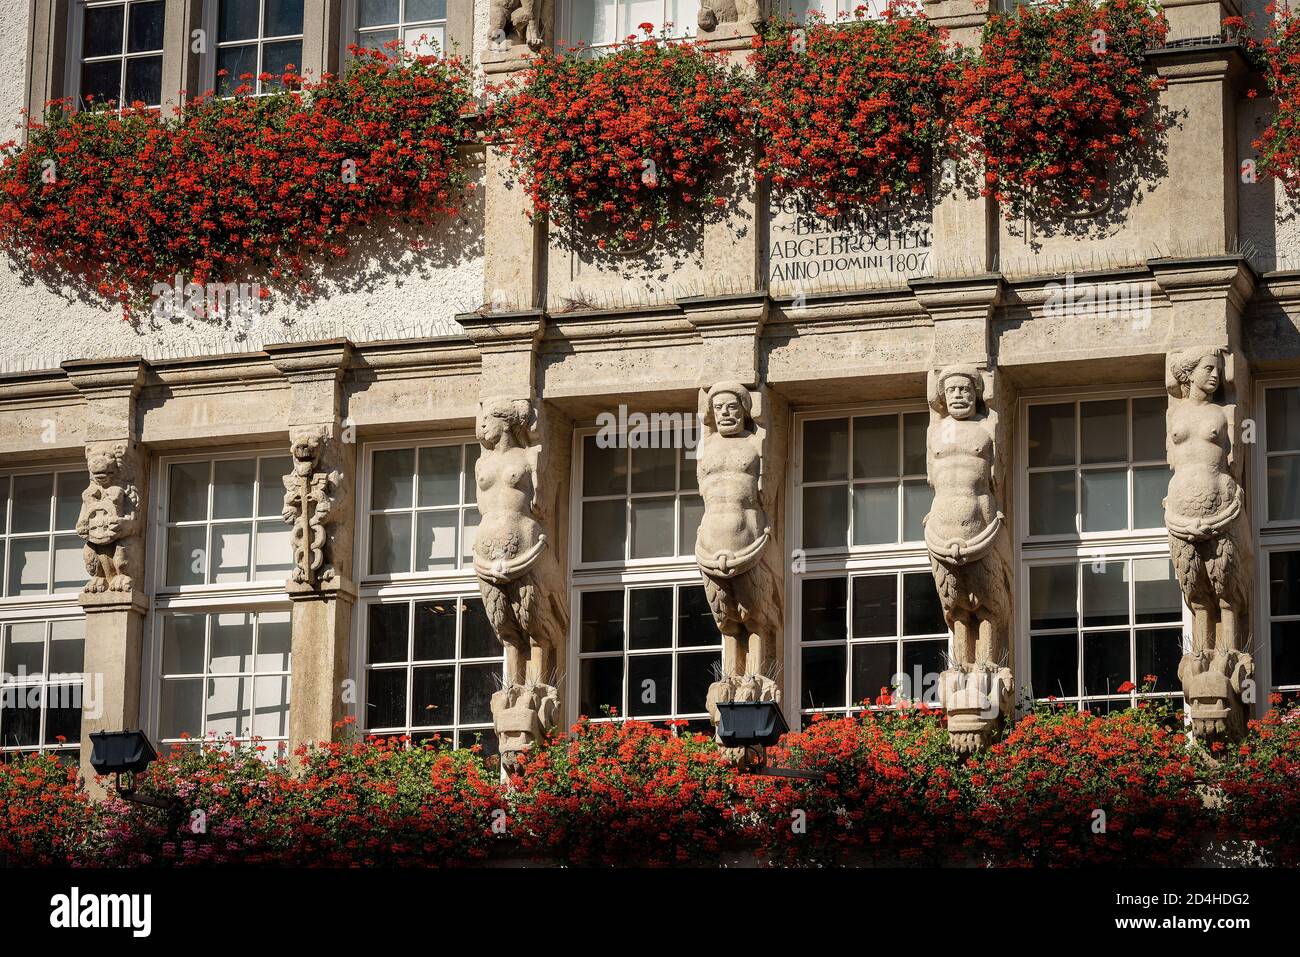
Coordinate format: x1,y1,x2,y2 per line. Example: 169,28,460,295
694,381,781,766
1165,348,1254,742
924,365,1014,754
76,442,140,593
473,396,561,767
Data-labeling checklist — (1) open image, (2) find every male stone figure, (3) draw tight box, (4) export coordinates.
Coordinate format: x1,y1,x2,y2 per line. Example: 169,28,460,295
76,442,140,593
489,0,548,51
1165,348,1254,743
281,427,343,589
694,381,781,767
924,366,1013,754
473,396,563,767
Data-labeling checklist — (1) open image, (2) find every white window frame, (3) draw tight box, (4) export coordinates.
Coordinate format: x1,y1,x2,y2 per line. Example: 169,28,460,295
1015,386,1190,714
202,0,307,96
0,613,87,761
65,0,168,111
0,464,90,602
340,0,448,66
555,0,701,52
1252,376,1300,700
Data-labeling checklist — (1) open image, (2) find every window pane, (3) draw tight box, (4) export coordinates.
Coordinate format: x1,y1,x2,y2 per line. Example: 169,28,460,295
458,663,499,725
801,577,847,642
582,499,626,562
407,0,447,19
1081,468,1126,532
162,614,206,675
678,494,703,557
677,585,716,647
902,412,927,475
370,513,412,574
1080,399,1127,464
1027,471,1075,535
579,657,622,716
801,645,846,709
210,522,252,582
568,0,617,46
803,418,848,482
55,473,86,530
168,461,209,523
583,436,626,496
220,0,261,41
1136,627,1183,693
851,484,895,545
8,538,50,596
166,524,206,586
1082,561,1128,627
1133,558,1180,623
124,54,162,105
253,458,288,517
366,669,407,728
252,675,290,738
630,443,675,493
212,458,256,519
676,652,718,715
45,685,82,746
415,510,457,571
210,614,254,674
253,520,292,580
1030,564,1076,631
0,689,40,746
580,590,624,653
851,643,895,706
463,444,480,503
1133,465,1170,529
1271,621,1300,687
217,43,258,95
372,449,414,510
628,654,672,716
460,598,498,659
160,678,203,739
359,0,400,26
802,485,846,549
1028,403,1075,467
1083,631,1130,697
902,572,944,635
461,506,479,566
265,0,305,35
628,587,672,650
4,622,45,676
852,415,897,479
84,4,125,56
52,535,85,593
0,478,8,533
902,479,930,541
49,621,85,674
256,613,292,671
1267,387,1300,452
851,575,895,639
409,599,456,660
412,665,454,727
679,447,698,492
1268,455,1300,522
367,603,409,664
417,446,460,507
1132,396,1166,461
12,473,53,532
80,60,121,105
630,497,674,558
1031,633,1078,698
128,1,165,51
901,639,946,688
1271,550,1300,616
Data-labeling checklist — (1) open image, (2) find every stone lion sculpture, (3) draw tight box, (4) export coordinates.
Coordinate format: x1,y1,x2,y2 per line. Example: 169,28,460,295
489,0,548,51
76,442,140,593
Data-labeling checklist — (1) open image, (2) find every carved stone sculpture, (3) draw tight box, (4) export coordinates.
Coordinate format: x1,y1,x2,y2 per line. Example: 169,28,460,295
281,427,343,589
76,442,141,593
924,366,1014,754
698,0,760,31
694,381,781,766
489,0,547,51
1165,348,1254,743
474,396,563,768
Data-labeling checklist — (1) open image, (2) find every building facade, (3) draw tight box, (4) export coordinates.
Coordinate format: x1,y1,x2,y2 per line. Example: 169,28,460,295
1,0,1299,789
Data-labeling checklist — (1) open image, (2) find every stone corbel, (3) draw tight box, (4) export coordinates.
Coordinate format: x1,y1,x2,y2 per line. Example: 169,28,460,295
681,292,768,387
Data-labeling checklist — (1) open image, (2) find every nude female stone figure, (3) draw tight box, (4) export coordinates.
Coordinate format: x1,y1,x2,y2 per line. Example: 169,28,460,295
924,366,1013,753
1165,349,1254,742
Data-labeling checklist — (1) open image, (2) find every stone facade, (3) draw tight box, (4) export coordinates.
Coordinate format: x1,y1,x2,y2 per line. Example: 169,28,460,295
4,0,1300,787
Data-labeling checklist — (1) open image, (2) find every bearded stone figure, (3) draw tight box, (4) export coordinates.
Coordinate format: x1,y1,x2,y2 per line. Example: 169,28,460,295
694,381,781,767
1165,348,1254,743
473,396,562,767
924,366,1014,754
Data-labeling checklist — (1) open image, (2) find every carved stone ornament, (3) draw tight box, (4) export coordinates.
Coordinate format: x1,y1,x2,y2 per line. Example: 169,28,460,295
924,366,1014,755
473,396,563,768
694,381,782,767
697,0,760,31
76,441,141,594
1165,348,1254,743
281,426,343,589
489,0,548,51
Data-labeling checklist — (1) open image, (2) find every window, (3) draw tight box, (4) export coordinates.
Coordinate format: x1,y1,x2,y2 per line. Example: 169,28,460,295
1259,384,1300,698
157,610,291,755
350,0,447,56
0,469,89,598
1265,550,1300,699
559,0,701,48
780,0,888,21
161,454,293,589
798,571,945,723
1264,385,1300,524
0,618,85,763
214,0,305,95
75,0,166,109
358,438,502,756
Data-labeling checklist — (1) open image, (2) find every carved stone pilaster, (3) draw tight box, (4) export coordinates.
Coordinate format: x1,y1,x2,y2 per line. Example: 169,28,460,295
281,425,345,592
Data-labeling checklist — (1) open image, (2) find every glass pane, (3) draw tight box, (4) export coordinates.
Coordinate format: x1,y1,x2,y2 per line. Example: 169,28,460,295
8,538,50,596
412,665,454,727
1031,633,1078,698
1271,621,1300,687
84,4,125,56
210,522,252,582
1267,387,1300,452
1028,403,1075,468
168,461,209,523
370,513,412,574
4,621,45,676
80,60,121,106
801,576,847,642
372,449,415,511
1136,627,1183,694
212,458,255,519
459,598,498,659
45,685,82,747
580,590,623,653
405,23,443,54
679,447,698,492
677,585,716,647
252,457,288,517
1080,400,1127,464
1028,471,1075,536
366,669,406,728
852,575,895,639
1268,455,1300,522
802,485,846,549
12,473,53,533
0,477,8,533
411,599,456,660
49,621,85,674
458,663,499,725
901,639,946,689
206,675,248,737
630,443,675,493
252,675,290,738
581,499,625,562
128,1,165,51
1082,560,1128,627
1133,558,1180,624
1131,396,1166,461
851,483,895,545
1271,550,1300,616
902,479,930,541
803,418,848,482
463,444,480,503
628,654,672,716
54,473,86,529
677,652,718,715
0,690,39,747
358,0,400,26
256,613,292,671
210,613,254,674
678,495,703,557
801,645,846,709
902,572,944,635
162,614,206,675
166,524,206,586
367,603,409,664
124,55,162,105
628,587,672,650
415,510,457,571
407,0,447,19
582,435,626,496
160,678,203,739
461,506,479,567
851,643,895,706
1081,468,1126,532
579,657,622,717
253,520,292,580
265,0,305,35
219,0,261,41
417,445,460,507
630,497,674,558
852,415,897,480
1133,465,1171,529
52,535,84,593
1083,631,1130,697
569,0,618,46
1030,564,1076,631
902,412,927,475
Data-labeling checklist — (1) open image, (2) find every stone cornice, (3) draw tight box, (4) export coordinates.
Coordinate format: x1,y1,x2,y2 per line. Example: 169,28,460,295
1150,254,1258,315
61,356,147,402
909,274,1004,323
